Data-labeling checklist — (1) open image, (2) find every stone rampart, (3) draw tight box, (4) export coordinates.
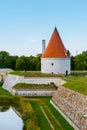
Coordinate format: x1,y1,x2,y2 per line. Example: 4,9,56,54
52,86,87,130
12,89,56,96
3,74,65,93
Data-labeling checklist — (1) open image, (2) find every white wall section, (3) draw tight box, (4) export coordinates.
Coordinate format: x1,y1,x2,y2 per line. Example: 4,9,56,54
41,58,70,75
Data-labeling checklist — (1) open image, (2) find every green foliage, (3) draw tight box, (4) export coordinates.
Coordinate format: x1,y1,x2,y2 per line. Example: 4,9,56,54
0,51,10,68
7,56,18,70
20,99,40,130
0,96,21,109
16,56,29,71
15,54,42,71
72,50,87,70
0,50,41,71
0,51,18,70
74,54,87,70
0,82,3,86
71,56,75,70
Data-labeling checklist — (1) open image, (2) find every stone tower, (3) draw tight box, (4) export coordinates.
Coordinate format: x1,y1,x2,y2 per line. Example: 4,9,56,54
41,27,71,75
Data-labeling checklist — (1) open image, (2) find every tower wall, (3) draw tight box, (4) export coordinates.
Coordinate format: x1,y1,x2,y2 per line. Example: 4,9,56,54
41,58,71,75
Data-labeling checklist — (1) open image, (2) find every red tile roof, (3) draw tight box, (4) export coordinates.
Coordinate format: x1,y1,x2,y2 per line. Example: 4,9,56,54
41,27,69,58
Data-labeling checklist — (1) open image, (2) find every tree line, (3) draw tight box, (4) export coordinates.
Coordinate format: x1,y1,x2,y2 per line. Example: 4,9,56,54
71,51,87,70
0,50,87,71
0,51,41,71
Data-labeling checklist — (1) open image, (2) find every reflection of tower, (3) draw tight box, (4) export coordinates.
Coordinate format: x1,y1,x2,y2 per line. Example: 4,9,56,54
42,40,46,54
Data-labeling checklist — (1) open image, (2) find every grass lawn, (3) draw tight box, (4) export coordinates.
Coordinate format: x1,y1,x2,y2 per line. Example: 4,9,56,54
10,71,63,77
28,97,74,130
0,86,12,96
63,76,87,95
10,70,25,76
13,83,57,90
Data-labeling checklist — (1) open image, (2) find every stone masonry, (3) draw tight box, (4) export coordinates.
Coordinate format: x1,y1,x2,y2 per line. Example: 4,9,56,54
3,74,65,93
52,86,87,130
12,89,56,96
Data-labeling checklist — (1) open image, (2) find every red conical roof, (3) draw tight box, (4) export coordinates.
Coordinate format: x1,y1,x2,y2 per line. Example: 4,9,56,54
42,27,68,58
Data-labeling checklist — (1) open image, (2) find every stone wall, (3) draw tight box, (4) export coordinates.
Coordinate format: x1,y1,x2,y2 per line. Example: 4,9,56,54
52,86,87,130
3,74,65,93
0,72,7,81
12,89,56,96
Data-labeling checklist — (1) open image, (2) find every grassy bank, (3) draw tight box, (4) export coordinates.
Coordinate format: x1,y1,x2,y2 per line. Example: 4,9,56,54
64,76,87,95
10,71,64,77
71,71,87,76
0,86,12,96
29,97,74,130
19,98,40,130
0,95,40,130
13,83,57,90
0,94,74,130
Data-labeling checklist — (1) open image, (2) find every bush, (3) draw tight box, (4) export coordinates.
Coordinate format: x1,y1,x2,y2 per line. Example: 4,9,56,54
0,81,3,86
19,100,40,130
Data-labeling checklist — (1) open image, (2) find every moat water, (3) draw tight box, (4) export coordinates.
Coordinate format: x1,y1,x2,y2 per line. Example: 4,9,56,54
0,106,23,130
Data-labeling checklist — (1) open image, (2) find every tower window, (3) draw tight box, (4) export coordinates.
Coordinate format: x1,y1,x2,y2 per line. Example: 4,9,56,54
51,63,54,66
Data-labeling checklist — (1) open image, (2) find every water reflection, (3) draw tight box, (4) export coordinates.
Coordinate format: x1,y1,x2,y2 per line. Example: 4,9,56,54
0,105,23,130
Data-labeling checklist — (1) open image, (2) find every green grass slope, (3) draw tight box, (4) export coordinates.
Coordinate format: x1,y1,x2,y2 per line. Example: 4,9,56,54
64,76,87,95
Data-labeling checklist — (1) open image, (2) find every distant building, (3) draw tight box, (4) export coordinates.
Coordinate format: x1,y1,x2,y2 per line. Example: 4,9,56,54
41,27,71,75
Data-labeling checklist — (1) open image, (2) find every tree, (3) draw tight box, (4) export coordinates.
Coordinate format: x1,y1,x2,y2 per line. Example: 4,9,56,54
27,56,36,70
0,51,10,68
71,56,75,70
16,56,29,71
74,51,87,70
35,54,42,70
27,54,42,71
7,56,18,70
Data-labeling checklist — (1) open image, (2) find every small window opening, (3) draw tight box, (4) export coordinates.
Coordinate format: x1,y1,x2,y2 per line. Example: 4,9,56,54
51,63,54,66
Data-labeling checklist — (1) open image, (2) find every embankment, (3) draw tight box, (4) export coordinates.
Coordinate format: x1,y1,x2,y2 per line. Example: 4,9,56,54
52,86,87,130
2,74,65,95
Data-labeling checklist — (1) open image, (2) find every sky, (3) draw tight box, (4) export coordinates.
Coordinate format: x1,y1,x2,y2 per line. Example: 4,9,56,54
0,0,87,56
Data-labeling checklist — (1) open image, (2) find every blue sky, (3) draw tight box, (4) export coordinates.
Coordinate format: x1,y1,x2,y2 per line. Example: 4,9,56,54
0,0,87,56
